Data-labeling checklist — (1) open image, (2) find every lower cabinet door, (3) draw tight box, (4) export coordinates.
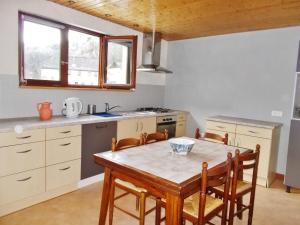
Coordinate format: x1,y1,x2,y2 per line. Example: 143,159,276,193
235,134,271,184
46,159,81,191
140,117,156,134
206,129,235,146
0,168,45,206
117,119,139,140
176,121,186,137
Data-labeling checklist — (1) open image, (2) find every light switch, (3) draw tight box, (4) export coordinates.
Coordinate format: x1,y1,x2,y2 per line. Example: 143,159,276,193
271,110,283,117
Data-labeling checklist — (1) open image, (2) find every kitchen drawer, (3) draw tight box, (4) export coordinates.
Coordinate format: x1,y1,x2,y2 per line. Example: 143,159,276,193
46,159,81,191
206,121,236,133
176,113,186,121
0,129,45,147
176,121,186,137
46,136,81,166
0,168,45,206
46,125,81,140
0,142,45,177
236,125,272,139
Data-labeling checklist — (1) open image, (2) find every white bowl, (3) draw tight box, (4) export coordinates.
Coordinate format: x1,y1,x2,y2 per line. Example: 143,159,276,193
168,138,195,155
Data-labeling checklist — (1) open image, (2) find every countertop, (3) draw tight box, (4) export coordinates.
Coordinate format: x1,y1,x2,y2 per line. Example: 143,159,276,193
207,115,282,129
0,110,186,133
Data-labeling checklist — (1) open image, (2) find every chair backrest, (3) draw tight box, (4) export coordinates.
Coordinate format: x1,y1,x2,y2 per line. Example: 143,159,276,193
195,128,228,145
231,145,260,196
111,135,143,151
144,129,168,144
197,152,232,224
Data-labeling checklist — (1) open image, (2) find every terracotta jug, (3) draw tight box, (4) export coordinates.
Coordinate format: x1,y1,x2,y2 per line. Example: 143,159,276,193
37,102,53,121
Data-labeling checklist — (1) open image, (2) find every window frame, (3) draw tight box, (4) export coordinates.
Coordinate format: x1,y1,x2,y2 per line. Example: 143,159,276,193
101,35,137,90
18,11,137,90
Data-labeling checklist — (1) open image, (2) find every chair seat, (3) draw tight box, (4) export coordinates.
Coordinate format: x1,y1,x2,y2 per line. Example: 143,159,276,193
213,180,252,194
115,179,147,193
162,193,223,217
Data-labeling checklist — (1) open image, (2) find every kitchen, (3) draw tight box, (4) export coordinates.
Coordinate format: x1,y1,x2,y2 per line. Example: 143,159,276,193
0,0,300,225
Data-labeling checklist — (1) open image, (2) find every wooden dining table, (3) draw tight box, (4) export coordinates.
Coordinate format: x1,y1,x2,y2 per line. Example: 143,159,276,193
94,137,248,225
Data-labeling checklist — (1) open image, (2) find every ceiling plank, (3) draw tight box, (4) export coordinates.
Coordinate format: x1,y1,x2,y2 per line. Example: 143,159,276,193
49,0,300,40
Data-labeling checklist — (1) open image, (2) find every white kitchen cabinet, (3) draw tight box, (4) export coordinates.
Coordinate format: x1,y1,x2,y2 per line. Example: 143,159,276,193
0,142,45,177
46,159,81,191
0,168,45,206
176,113,187,137
235,134,271,185
117,117,156,140
0,124,82,217
46,136,81,166
206,117,281,187
0,129,45,147
46,125,81,140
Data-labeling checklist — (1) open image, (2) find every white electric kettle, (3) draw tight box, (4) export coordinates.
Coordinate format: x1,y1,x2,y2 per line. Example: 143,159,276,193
62,97,83,118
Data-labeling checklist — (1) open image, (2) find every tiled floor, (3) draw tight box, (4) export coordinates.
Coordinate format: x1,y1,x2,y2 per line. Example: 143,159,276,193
0,180,299,225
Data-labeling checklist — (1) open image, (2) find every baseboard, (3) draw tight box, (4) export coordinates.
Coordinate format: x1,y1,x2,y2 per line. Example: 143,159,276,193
77,173,104,188
275,173,284,180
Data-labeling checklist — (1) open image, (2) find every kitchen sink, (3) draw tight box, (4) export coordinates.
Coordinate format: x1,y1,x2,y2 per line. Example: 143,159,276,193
93,112,122,117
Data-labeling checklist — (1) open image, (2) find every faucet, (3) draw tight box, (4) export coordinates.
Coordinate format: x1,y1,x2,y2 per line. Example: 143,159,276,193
105,103,121,112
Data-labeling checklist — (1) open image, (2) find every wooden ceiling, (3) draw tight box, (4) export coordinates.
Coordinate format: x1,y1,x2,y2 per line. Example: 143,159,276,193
50,0,300,41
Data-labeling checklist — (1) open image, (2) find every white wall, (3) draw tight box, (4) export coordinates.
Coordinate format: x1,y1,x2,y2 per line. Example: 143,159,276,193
0,0,166,118
164,27,300,174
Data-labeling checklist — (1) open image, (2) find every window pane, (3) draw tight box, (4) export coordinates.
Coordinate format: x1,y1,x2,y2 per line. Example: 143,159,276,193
105,40,132,85
68,30,100,86
23,21,61,81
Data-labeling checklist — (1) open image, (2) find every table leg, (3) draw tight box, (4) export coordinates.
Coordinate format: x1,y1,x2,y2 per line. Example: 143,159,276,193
165,192,183,225
98,167,112,225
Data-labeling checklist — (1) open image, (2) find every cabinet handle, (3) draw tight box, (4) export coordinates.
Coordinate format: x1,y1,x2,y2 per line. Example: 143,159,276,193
136,122,138,132
17,176,32,182
216,126,225,129
16,149,32,153
16,135,31,139
248,130,257,134
96,125,107,129
177,124,183,127
59,166,71,171
60,131,71,134
60,143,71,147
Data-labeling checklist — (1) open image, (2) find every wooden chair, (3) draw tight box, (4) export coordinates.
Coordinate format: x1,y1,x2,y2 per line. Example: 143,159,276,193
155,152,232,225
144,129,168,144
109,135,155,225
211,145,260,225
195,128,228,145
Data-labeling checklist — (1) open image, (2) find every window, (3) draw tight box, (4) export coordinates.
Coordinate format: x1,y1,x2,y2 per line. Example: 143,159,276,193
68,30,100,86
23,20,61,81
102,36,137,89
19,12,137,90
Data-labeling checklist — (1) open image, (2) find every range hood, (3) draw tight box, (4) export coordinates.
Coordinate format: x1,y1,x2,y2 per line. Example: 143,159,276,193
137,32,172,73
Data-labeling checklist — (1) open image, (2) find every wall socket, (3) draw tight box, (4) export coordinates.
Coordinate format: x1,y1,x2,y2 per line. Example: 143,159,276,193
271,110,283,117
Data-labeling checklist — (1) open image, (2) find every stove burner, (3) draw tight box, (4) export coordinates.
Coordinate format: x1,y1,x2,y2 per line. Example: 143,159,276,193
136,107,170,113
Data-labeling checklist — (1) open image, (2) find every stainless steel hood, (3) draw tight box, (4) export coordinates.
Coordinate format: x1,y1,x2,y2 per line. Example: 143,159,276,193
137,32,172,73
